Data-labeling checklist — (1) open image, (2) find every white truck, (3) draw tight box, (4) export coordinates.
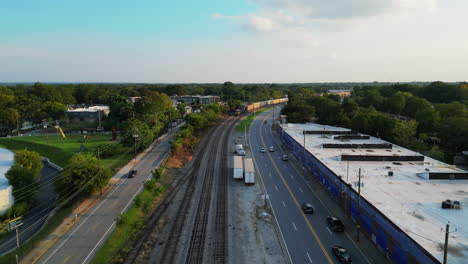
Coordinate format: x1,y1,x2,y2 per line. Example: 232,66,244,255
235,144,245,156
243,158,255,184
233,156,244,180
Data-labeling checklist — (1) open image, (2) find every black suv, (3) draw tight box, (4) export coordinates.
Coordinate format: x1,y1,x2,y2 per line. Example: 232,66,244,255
128,169,137,178
302,203,314,214
332,246,352,263
327,216,345,232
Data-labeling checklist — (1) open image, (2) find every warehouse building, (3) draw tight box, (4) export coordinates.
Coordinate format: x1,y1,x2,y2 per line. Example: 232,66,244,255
170,95,220,105
279,123,468,264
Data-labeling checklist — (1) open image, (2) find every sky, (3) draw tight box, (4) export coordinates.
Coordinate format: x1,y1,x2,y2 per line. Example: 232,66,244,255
1,0,467,83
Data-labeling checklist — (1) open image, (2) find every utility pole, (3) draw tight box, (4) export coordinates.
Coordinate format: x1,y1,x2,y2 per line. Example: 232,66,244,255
133,130,139,163
303,132,306,160
443,223,450,264
346,160,350,183
357,168,362,242
97,149,102,195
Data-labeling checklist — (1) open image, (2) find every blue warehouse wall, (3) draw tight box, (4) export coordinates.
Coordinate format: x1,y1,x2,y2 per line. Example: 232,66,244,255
279,129,439,264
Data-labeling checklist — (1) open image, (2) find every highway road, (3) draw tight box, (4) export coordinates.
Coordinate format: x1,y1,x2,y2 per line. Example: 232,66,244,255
250,108,372,264
36,130,176,264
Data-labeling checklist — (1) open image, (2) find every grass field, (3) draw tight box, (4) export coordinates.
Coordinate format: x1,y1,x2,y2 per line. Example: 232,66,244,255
0,134,133,171
235,107,271,133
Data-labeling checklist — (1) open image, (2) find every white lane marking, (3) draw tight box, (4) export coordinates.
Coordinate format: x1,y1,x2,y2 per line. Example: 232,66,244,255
326,227,333,235
41,179,126,263
290,174,294,179
43,137,169,264
274,185,279,191
292,222,298,231
269,173,272,178
282,201,286,207
83,184,144,263
299,187,304,193
307,252,313,263
250,113,293,264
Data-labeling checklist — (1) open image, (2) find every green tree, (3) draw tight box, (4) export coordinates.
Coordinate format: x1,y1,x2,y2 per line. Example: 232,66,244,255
60,154,112,194
392,120,418,147
187,113,208,129
435,102,467,119
6,166,37,202
119,118,154,150
437,117,468,152
13,149,43,179
42,101,67,120
415,108,440,133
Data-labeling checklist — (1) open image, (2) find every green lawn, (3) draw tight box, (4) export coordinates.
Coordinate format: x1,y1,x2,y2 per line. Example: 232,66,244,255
235,107,271,133
0,134,132,171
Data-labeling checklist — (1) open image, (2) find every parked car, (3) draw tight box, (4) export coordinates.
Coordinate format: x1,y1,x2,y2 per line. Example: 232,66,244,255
327,216,345,232
281,155,288,161
269,146,275,152
128,169,137,178
302,203,314,214
260,147,266,153
332,246,352,263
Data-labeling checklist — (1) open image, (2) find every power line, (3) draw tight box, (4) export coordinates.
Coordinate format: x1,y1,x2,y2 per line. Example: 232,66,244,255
10,131,134,202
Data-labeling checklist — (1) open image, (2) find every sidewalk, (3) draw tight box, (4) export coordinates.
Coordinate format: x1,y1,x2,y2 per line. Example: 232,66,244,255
21,128,179,264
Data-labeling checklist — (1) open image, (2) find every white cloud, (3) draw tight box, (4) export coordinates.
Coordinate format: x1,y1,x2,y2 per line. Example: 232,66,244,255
215,0,438,45
250,0,437,19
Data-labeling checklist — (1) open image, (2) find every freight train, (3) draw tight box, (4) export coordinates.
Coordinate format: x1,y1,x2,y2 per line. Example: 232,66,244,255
245,97,288,112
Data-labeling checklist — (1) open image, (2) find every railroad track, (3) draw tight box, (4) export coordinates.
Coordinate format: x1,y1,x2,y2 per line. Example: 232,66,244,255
126,115,240,264
185,116,237,264
213,118,230,263
124,126,217,264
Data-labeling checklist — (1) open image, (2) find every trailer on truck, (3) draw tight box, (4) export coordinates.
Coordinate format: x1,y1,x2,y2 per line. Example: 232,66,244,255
243,158,255,184
233,155,244,180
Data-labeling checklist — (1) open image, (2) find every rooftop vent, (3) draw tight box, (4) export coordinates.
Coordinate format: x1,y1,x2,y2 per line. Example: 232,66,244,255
323,143,392,149
341,155,424,162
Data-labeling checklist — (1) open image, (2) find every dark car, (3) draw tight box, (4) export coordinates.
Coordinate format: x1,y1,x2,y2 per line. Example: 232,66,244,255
332,246,352,263
327,216,345,232
128,169,137,178
302,203,314,214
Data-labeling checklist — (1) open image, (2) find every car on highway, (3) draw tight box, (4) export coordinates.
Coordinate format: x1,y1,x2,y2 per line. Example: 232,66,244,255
260,147,266,153
269,146,275,152
128,169,137,178
332,246,352,263
264,120,267,124
281,154,288,161
302,203,314,214
327,216,345,232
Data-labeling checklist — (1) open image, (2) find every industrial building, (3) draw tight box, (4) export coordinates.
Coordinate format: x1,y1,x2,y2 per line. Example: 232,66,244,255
278,123,468,264
170,95,220,105
65,105,110,123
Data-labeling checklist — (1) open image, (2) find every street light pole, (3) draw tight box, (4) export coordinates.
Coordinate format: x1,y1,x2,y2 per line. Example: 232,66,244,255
443,223,450,264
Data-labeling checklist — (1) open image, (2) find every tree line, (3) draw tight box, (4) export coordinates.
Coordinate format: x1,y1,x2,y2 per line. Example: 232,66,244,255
282,82,468,162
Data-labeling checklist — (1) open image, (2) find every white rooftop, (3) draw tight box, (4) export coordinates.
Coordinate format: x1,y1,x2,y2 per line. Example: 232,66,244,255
66,105,110,113
282,123,468,264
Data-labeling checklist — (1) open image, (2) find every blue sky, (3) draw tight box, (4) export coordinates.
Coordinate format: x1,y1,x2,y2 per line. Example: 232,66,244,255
1,0,467,82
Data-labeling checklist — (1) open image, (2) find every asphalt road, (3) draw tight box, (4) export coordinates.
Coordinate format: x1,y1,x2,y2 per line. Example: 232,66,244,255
0,163,59,256
36,131,175,264
250,109,372,264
